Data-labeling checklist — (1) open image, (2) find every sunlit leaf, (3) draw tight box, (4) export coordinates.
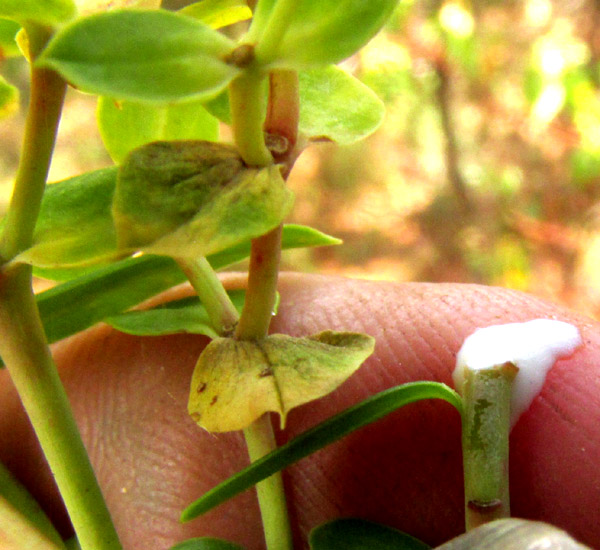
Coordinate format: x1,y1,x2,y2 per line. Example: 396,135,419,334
0,75,19,119
114,140,294,259
0,18,20,57
181,381,461,520
105,290,246,339
0,461,66,549
170,537,244,550
180,0,251,29
38,10,239,102
310,518,430,550
256,0,398,69
188,331,375,432
299,66,385,144
0,0,75,25
14,167,123,269
97,97,219,163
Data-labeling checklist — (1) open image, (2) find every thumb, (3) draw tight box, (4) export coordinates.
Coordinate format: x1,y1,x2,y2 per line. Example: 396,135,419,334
0,273,598,550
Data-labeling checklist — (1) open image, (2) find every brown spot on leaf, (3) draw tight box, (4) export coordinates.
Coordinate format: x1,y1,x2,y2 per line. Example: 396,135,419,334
190,412,201,423
197,382,207,394
210,395,219,406
259,367,273,378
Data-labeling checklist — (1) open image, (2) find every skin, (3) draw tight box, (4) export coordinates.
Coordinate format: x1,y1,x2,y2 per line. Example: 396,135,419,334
0,272,598,550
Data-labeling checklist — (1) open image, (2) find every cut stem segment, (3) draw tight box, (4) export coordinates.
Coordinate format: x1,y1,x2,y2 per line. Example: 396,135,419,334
461,361,518,531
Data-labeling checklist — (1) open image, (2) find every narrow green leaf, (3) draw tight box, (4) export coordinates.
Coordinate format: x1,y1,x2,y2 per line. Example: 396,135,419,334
181,382,462,520
0,75,19,119
13,167,123,269
170,537,244,550
0,0,75,25
310,518,430,550
180,0,251,29
113,140,294,259
0,461,66,549
38,9,239,102
0,18,21,57
36,255,185,346
299,66,385,144
256,0,398,69
27,224,335,349
105,290,246,339
188,331,375,432
97,97,219,163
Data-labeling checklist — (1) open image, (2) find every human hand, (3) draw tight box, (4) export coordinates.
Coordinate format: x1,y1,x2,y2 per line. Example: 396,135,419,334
0,273,598,549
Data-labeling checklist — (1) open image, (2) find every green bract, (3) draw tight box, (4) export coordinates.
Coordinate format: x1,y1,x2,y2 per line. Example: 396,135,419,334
255,0,398,69
113,140,294,259
38,9,239,102
97,97,219,163
0,0,75,26
310,519,430,550
0,18,20,57
188,331,375,432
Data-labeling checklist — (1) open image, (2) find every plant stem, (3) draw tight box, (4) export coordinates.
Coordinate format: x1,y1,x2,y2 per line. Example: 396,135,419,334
0,25,66,264
176,256,240,336
228,61,300,550
234,224,282,341
229,71,273,167
0,265,122,550
243,414,293,550
461,361,517,531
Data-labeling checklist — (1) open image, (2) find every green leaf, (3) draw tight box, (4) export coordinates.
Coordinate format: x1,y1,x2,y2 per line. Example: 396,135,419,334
0,0,75,25
97,96,219,163
0,75,19,119
38,9,239,102
105,290,246,339
181,381,461,520
299,66,385,144
188,331,375,432
310,519,430,550
113,140,294,259
256,0,398,69
180,0,251,29
13,167,123,269
170,537,244,550
0,461,66,549
0,18,21,57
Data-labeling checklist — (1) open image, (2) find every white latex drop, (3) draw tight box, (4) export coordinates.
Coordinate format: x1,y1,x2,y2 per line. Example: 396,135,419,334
452,319,582,428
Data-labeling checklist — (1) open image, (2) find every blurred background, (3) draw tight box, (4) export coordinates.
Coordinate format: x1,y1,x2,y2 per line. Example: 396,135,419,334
2,0,600,319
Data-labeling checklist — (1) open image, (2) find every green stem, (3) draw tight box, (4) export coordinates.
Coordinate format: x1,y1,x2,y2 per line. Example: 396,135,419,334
229,71,273,167
176,256,240,336
243,415,293,550
234,224,282,341
253,0,296,64
0,265,122,550
0,25,66,264
461,362,517,531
